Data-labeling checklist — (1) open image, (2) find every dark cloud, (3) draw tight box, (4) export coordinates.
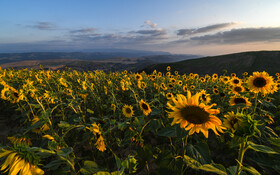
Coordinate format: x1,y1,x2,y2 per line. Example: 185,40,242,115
189,27,280,44
177,22,238,36
70,28,96,34
29,22,56,30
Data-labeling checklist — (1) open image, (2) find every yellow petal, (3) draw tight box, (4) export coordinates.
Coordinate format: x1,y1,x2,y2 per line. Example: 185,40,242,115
1,152,17,171
9,158,25,175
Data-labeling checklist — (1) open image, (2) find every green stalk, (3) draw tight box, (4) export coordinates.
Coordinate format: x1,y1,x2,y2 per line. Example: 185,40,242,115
235,137,248,175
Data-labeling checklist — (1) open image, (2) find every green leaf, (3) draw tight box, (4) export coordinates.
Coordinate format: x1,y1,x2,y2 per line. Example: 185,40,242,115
157,127,176,137
242,166,261,175
58,121,71,128
57,147,73,157
184,155,227,175
87,109,94,114
44,159,62,170
248,141,279,154
80,161,100,175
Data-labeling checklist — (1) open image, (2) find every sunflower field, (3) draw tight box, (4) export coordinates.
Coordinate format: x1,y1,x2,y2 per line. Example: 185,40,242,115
0,66,280,175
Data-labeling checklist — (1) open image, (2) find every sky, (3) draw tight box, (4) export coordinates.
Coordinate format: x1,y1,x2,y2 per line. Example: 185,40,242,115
1,0,280,56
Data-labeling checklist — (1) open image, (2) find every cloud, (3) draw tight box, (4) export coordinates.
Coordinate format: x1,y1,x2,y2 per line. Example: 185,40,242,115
70,28,96,34
145,20,157,28
129,28,167,37
189,27,280,44
30,22,56,30
177,22,238,36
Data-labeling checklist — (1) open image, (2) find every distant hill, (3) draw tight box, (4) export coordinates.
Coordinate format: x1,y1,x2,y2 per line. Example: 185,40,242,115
141,51,280,76
0,52,200,72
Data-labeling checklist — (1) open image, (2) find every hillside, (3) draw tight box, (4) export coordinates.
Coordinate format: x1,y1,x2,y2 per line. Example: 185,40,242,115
0,53,200,72
142,51,280,76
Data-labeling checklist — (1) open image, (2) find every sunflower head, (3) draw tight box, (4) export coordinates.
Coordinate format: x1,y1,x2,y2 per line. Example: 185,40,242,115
0,146,44,175
224,111,260,137
167,91,225,138
229,96,252,107
139,99,152,116
247,71,275,94
122,105,134,118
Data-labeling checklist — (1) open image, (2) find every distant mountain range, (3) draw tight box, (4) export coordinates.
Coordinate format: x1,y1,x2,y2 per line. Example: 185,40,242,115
142,51,280,76
0,50,201,71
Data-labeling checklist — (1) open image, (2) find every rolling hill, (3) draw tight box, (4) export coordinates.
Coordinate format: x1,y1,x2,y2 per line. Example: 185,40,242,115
141,51,280,76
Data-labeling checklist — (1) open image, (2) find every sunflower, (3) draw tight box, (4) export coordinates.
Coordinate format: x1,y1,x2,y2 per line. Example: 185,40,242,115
139,99,152,116
168,83,173,89
166,93,174,100
223,111,242,133
247,71,275,94
166,66,171,71
0,148,44,175
230,77,242,86
183,85,188,92
122,105,134,118
212,73,218,80
169,78,176,84
167,91,225,138
135,73,142,81
221,76,230,83
160,83,167,90
200,90,211,104
229,96,251,107
231,73,236,77
190,85,195,90
231,85,245,94
177,80,183,86
199,77,206,82
213,89,219,95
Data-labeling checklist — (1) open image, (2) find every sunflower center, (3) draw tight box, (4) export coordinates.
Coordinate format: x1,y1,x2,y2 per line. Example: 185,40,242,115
125,108,132,114
234,98,246,104
234,87,242,92
141,103,149,110
202,94,207,101
13,92,19,98
233,79,240,84
180,106,210,124
230,118,239,128
253,77,267,87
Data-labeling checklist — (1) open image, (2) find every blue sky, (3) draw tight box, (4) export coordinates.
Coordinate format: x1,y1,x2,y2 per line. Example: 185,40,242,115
1,0,280,55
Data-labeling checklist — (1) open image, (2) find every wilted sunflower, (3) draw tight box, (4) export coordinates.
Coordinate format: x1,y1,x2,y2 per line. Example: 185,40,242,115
0,148,44,175
139,99,152,116
167,91,225,138
122,105,134,118
247,71,275,94
229,96,251,107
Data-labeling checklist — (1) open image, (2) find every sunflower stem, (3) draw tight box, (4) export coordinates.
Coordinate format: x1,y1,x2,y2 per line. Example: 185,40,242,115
235,137,248,175
253,93,258,113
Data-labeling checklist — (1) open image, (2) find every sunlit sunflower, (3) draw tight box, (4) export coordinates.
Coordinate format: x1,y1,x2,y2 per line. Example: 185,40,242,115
231,73,236,77
177,80,183,86
190,85,195,90
212,73,218,80
160,83,167,90
135,73,142,81
0,148,44,175
169,78,176,84
166,66,171,71
247,71,275,94
183,85,188,92
200,90,211,104
221,76,230,84
231,85,245,94
167,91,225,138
230,77,242,86
199,77,206,83
139,99,152,116
166,93,174,100
213,89,219,95
174,71,178,75
168,83,173,89
229,96,251,107
122,105,134,118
